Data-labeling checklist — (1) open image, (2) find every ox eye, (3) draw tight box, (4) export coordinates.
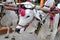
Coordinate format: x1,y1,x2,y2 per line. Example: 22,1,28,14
26,16,30,18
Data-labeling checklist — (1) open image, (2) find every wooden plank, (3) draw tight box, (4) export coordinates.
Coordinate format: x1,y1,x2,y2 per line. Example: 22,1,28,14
0,27,13,35
17,0,21,3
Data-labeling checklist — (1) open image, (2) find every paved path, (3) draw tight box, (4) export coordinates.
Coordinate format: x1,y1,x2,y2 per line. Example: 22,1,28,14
0,26,60,40
0,31,60,40
55,30,60,40
0,32,37,40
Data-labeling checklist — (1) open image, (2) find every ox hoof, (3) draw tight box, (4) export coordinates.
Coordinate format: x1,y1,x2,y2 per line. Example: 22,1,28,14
11,37,15,40
5,36,9,38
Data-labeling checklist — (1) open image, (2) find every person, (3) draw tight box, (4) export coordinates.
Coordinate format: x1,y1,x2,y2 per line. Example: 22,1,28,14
36,0,60,13
44,0,60,26
40,0,60,25
37,0,60,40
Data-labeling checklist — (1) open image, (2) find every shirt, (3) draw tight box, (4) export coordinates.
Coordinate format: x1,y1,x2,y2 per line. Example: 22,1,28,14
44,0,54,7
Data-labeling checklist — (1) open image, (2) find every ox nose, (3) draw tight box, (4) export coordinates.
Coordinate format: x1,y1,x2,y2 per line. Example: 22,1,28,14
15,28,20,33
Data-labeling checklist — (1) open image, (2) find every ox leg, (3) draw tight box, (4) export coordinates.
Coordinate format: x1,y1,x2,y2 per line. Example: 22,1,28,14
11,30,15,40
11,23,17,40
11,31,15,40
5,26,10,38
11,26,15,40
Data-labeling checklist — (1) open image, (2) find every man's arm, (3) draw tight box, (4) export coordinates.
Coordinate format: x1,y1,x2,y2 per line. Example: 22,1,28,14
40,7,50,13
35,6,50,13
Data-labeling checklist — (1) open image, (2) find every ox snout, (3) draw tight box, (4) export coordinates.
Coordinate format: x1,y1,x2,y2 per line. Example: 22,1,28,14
15,28,20,33
15,26,25,33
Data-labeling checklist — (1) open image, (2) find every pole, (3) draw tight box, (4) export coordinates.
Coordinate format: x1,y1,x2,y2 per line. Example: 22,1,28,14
40,0,44,7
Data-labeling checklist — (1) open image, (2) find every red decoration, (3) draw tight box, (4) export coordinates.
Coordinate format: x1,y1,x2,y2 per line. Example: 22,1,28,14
18,8,25,16
49,13,56,17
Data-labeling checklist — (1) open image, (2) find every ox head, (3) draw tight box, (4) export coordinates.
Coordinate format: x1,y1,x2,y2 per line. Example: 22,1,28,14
15,2,44,34
5,0,15,5
16,9,35,33
15,2,36,33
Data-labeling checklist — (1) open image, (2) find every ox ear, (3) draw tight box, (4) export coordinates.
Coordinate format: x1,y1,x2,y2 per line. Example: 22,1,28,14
20,2,35,8
33,9,42,21
33,9,46,24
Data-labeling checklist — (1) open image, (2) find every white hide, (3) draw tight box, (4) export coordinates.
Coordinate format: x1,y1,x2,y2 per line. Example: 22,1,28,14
6,0,14,3
5,0,16,6
18,9,34,26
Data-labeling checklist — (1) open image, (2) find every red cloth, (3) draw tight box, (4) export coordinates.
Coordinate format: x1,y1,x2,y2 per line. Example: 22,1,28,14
49,13,56,17
49,13,56,22
18,8,25,16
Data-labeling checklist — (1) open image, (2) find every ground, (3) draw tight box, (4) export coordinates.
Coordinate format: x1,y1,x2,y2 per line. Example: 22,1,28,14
0,30,60,40
0,32,37,40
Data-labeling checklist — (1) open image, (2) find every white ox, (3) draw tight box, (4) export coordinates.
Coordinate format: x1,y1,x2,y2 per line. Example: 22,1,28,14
1,0,18,40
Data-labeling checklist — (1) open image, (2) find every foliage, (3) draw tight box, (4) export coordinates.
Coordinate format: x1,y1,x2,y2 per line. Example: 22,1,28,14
32,2,40,5
0,24,3,28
